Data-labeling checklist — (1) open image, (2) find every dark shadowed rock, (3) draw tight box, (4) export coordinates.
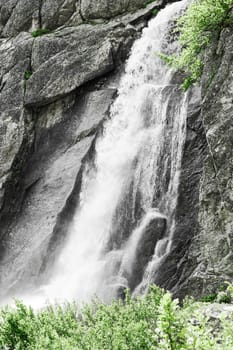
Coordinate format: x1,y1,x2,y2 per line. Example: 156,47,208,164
130,215,167,290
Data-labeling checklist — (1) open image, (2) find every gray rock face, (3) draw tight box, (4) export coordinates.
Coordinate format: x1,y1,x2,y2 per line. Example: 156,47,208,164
25,24,124,106
0,0,162,37
183,28,233,296
0,33,33,217
41,0,78,30
154,28,233,299
0,0,39,37
80,0,158,19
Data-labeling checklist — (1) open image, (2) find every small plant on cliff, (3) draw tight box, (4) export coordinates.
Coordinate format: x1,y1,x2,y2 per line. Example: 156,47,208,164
151,8,159,17
161,0,233,90
31,28,51,38
24,70,32,80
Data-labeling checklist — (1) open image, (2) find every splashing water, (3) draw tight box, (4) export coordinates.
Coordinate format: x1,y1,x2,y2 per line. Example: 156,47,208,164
2,0,190,307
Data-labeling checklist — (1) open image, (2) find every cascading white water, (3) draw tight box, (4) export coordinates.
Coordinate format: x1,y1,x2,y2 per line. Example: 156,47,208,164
1,0,190,306
36,0,189,305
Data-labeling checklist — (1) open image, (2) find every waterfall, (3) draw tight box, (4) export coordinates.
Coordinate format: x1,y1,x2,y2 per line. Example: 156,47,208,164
38,0,189,304
1,0,190,306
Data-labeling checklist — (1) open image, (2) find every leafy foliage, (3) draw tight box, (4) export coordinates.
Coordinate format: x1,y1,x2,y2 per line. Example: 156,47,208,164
162,0,233,90
0,286,233,349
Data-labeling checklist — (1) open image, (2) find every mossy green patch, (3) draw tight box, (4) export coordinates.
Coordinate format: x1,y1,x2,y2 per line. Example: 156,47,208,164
31,28,51,38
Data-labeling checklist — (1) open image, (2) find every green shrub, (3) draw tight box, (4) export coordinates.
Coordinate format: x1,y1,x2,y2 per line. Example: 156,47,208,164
161,0,233,90
31,29,51,38
0,286,233,349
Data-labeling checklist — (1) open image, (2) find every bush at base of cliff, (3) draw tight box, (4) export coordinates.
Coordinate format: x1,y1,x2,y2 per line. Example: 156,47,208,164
1,286,233,349
161,0,233,90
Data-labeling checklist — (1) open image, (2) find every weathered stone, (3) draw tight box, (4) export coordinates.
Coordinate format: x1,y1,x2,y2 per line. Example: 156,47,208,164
26,25,115,106
184,28,233,295
0,0,39,37
41,0,80,30
80,0,148,20
0,0,164,38
0,33,33,217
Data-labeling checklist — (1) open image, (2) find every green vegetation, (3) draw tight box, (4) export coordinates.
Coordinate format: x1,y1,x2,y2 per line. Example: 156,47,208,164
151,8,159,17
31,29,51,38
200,283,233,303
1,286,233,349
161,0,233,90
24,70,32,81
200,293,217,303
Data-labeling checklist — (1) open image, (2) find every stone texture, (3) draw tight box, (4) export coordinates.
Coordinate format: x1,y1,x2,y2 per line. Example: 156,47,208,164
41,0,79,30
0,33,34,220
26,25,115,106
183,28,233,297
0,0,164,38
0,0,39,37
80,0,157,20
